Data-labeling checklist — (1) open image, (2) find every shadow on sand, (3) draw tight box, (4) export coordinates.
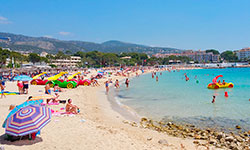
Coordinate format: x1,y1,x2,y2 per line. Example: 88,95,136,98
0,134,43,146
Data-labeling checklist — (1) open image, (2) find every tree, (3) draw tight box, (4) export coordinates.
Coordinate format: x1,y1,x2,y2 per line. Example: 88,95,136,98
40,57,49,63
65,50,72,55
55,51,66,59
221,51,238,62
206,49,220,55
28,53,41,64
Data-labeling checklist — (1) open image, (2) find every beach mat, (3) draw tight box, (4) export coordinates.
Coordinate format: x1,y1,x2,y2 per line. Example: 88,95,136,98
0,91,20,95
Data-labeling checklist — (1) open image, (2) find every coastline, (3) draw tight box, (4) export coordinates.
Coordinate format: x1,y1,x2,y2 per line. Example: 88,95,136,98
1,68,249,149
104,68,250,150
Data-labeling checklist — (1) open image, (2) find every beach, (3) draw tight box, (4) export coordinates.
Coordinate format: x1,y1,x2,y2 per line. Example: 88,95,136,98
0,69,214,150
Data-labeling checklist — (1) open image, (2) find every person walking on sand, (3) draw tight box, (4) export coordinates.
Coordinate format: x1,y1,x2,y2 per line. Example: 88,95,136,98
105,81,109,93
0,81,6,98
125,78,129,88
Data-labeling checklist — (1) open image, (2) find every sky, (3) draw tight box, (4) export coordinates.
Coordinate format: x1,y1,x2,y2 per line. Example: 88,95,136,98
0,0,249,51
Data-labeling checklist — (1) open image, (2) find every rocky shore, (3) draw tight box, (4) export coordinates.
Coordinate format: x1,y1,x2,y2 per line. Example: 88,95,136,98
123,118,250,150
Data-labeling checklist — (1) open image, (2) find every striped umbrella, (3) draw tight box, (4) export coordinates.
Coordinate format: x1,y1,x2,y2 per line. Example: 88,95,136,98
2,99,43,128
5,105,51,136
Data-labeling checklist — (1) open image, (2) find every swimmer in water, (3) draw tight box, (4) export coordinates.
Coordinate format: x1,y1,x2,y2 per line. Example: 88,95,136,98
156,76,158,82
212,96,216,103
125,78,129,88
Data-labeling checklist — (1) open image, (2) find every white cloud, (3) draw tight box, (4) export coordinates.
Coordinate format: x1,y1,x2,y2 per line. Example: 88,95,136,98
43,35,53,38
58,31,71,36
0,16,11,24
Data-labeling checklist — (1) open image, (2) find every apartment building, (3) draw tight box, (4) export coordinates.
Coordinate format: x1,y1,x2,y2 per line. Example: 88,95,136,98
153,50,220,63
236,48,250,60
51,56,81,68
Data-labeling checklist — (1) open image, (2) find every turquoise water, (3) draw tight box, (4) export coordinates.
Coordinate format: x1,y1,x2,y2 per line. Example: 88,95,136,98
115,68,250,130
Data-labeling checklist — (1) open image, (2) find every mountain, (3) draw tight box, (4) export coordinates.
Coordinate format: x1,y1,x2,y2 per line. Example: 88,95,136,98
0,32,182,54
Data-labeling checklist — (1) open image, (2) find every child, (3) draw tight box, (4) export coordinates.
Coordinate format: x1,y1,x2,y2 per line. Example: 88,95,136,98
115,79,120,88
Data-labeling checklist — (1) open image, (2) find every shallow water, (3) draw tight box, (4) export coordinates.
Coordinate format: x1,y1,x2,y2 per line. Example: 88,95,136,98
115,68,250,131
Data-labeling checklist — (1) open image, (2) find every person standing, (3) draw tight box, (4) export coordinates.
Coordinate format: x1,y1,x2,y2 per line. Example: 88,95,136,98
17,80,23,94
23,81,29,94
105,81,109,93
115,79,120,88
0,81,6,98
125,78,129,88
212,96,216,103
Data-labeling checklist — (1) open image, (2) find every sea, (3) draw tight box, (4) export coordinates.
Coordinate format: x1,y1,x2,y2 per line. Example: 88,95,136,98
113,67,250,132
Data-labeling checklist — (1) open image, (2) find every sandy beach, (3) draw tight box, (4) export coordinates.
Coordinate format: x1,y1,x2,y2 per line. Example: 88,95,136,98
0,69,218,150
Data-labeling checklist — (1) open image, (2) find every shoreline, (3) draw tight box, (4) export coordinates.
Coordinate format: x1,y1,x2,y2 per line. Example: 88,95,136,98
104,68,250,149
0,67,249,149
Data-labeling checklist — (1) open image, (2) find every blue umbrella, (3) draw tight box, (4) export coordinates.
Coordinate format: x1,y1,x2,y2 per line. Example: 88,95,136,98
13,75,33,81
2,99,43,128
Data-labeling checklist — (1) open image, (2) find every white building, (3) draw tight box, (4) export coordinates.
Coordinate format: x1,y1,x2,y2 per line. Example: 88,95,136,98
40,51,48,57
51,56,81,68
236,48,250,60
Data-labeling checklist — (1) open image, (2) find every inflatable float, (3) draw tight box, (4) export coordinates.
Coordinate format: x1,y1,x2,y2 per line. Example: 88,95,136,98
67,72,91,86
30,72,48,85
207,75,234,89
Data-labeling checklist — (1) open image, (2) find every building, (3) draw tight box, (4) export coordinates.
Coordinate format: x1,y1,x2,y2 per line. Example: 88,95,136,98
51,56,81,68
236,48,250,60
40,51,48,57
153,50,220,63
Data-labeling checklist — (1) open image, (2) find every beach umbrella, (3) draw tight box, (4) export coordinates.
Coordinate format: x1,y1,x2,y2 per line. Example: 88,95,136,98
5,105,51,136
2,100,43,128
13,75,33,81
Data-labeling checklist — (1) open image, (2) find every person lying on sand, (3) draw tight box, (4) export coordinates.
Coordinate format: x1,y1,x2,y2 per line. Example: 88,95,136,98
66,99,79,114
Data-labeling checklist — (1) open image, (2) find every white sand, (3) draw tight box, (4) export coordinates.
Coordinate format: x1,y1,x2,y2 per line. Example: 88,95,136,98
0,71,216,150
